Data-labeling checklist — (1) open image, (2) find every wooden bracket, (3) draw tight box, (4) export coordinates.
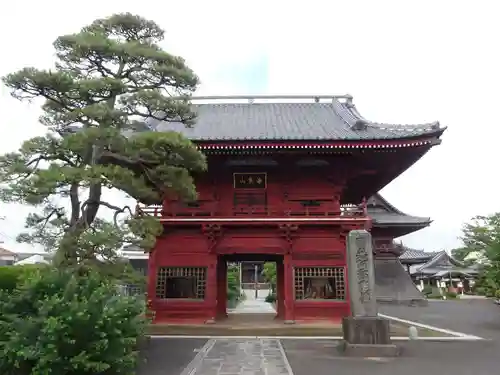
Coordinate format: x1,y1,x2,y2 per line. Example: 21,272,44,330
201,224,223,253
278,224,299,254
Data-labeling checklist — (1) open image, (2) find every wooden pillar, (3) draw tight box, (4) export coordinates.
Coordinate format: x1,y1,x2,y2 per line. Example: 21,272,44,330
276,258,285,319
205,254,218,323
283,254,295,323
216,258,227,319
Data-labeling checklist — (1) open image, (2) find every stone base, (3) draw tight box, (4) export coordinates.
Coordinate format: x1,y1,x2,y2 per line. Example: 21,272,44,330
339,342,400,357
342,316,391,344
341,316,399,357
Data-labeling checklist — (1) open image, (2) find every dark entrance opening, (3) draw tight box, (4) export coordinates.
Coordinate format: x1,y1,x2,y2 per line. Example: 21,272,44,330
216,253,284,323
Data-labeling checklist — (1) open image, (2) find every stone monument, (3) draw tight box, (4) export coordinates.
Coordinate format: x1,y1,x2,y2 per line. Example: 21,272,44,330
340,230,400,357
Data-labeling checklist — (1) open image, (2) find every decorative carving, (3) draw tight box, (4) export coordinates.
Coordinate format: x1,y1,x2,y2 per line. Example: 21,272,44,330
373,239,403,256
361,197,368,216
201,224,223,253
278,224,298,253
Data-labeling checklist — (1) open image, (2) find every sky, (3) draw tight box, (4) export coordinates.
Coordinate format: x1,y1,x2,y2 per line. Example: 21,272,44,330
0,0,498,253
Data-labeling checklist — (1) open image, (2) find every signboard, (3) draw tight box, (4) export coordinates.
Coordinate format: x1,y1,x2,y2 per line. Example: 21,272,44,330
233,173,267,189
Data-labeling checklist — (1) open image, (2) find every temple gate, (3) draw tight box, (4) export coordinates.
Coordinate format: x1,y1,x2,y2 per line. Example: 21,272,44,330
136,95,445,323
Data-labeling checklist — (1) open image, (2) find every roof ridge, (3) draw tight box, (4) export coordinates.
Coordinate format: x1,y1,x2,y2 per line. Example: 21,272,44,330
187,95,353,103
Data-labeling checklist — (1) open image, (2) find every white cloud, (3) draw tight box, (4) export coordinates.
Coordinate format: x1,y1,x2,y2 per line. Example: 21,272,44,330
0,0,497,253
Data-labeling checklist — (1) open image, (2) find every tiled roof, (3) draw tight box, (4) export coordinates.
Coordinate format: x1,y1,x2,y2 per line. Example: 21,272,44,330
408,251,479,276
369,211,431,226
147,96,445,141
367,194,431,226
399,249,437,260
0,247,14,256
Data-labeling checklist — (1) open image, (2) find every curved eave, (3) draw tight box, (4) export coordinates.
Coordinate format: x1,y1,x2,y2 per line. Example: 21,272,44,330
372,222,431,235
342,100,446,140
371,193,429,217
399,258,433,265
371,217,432,227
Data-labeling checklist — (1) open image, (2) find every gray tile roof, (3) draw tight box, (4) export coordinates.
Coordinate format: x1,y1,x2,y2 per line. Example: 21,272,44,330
146,96,444,141
367,194,431,226
369,211,431,226
407,251,479,276
399,249,436,260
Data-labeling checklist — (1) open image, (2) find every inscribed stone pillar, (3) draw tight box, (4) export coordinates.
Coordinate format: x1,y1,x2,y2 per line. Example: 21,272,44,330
346,230,377,317
341,230,399,357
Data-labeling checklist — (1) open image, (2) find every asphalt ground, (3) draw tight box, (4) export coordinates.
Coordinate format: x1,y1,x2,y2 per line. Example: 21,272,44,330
138,300,500,375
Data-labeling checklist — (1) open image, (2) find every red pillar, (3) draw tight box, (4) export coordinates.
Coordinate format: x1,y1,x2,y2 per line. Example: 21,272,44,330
204,254,218,323
276,259,285,319
283,254,295,323
216,258,227,319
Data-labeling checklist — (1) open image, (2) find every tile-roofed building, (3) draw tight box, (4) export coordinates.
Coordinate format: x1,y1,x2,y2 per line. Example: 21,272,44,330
138,94,447,319
147,95,445,142
406,251,479,283
0,247,17,266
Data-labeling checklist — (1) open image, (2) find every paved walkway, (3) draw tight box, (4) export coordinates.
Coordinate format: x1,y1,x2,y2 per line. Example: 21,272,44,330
185,339,291,375
229,289,276,314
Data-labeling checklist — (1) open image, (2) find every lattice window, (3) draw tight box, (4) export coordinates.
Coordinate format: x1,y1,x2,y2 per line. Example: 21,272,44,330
294,267,346,300
155,267,207,299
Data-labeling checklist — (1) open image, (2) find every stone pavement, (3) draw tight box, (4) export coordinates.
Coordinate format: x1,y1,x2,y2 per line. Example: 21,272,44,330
187,339,292,375
229,289,276,314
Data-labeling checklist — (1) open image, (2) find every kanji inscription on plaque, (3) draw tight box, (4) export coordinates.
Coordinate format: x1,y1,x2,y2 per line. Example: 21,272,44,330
233,173,267,189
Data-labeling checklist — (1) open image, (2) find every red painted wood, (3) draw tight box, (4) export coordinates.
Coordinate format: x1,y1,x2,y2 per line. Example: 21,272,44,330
283,254,295,321
216,260,227,318
196,137,437,150
146,154,376,323
276,259,285,319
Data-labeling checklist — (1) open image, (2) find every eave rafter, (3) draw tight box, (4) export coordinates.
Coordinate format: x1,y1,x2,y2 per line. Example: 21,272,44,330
196,138,437,151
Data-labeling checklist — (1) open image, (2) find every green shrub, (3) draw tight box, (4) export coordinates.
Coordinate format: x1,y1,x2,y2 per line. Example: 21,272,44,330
263,262,277,292
445,291,458,299
422,285,433,296
265,293,276,303
0,264,47,292
227,265,241,302
0,267,147,375
427,294,443,299
494,290,500,299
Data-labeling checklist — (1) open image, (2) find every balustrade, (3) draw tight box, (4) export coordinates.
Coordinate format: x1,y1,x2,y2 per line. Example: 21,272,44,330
136,200,367,219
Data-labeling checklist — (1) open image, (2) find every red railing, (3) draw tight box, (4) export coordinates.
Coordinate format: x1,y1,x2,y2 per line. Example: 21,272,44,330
136,200,367,219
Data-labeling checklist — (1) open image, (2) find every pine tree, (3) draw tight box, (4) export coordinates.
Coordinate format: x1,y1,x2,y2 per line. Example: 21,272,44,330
0,13,206,271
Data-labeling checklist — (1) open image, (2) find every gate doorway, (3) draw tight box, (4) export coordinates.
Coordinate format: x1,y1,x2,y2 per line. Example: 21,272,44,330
216,254,284,322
